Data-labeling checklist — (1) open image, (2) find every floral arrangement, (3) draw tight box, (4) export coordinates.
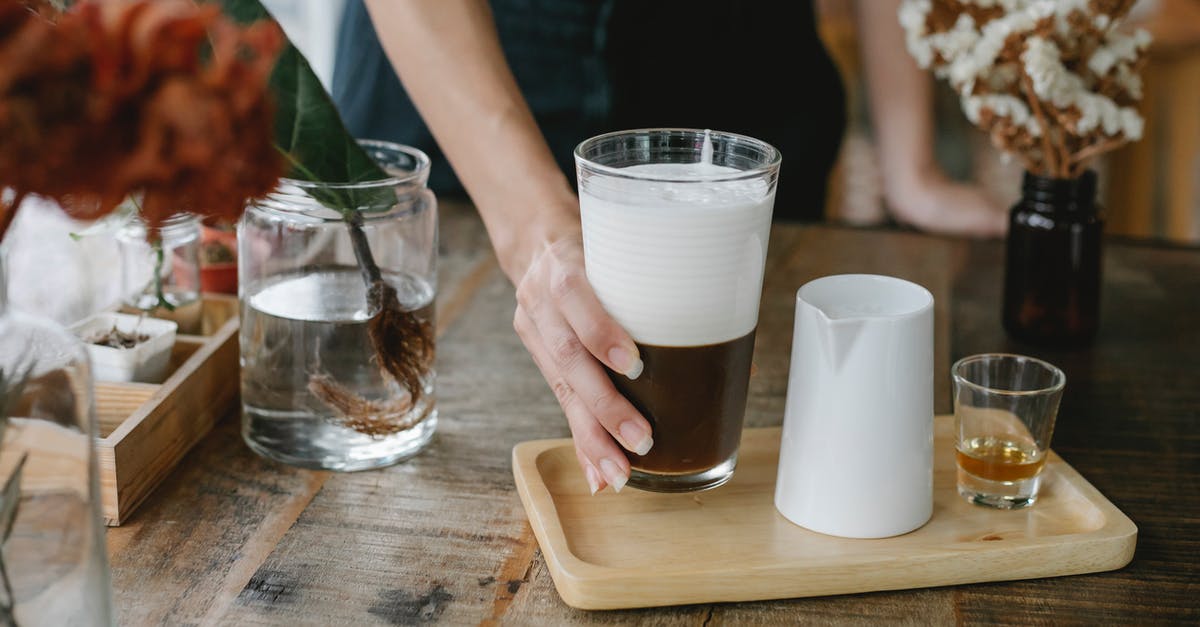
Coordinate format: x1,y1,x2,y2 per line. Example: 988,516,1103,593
1,6,280,613
899,0,1150,178
0,0,433,436
0,0,283,241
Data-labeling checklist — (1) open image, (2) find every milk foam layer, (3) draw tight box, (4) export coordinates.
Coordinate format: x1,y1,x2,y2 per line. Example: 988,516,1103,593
580,162,775,347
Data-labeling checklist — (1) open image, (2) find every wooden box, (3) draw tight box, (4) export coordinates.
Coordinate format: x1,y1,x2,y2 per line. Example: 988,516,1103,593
95,295,239,525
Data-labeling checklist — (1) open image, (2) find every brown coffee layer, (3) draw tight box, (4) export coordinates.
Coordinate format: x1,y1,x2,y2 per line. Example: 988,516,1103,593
608,330,755,474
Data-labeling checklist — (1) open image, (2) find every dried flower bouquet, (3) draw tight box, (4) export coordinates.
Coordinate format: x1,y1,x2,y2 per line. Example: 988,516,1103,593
900,0,1150,178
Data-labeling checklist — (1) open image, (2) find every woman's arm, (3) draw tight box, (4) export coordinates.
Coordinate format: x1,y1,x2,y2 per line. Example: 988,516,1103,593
362,0,570,280
363,0,650,493
856,0,1007,237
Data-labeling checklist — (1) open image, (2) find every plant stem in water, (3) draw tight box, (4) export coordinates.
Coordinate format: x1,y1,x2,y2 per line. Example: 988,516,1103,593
151,239,175,312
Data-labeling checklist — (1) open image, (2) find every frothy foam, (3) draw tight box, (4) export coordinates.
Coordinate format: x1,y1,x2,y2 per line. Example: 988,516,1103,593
580,161,775,347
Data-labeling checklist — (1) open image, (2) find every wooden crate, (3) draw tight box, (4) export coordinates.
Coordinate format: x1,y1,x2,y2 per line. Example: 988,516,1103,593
95,295,239,525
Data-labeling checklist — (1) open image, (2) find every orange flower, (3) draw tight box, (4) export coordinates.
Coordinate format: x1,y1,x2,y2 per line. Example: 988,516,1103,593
0,0,283,240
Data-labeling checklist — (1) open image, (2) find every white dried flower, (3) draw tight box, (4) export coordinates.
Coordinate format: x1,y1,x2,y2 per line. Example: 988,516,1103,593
964,93,1042,136
899,0,935,68
899,0,1149,176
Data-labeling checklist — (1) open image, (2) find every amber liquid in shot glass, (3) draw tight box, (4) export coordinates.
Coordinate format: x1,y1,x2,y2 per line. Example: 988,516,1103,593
952,354,1064,509
956,437,1045,483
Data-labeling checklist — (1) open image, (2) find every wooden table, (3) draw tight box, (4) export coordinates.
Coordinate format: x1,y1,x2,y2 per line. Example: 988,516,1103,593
107,202,1200,624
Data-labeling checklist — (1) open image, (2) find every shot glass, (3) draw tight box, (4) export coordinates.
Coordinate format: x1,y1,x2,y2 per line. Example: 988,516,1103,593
952,354,1066,509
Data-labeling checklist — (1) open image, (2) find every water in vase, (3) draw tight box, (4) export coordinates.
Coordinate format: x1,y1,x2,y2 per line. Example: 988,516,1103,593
240,267,436,471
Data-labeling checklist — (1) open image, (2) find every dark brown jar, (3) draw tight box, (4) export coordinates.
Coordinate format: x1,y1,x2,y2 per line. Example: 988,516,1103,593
1003,170,1102,347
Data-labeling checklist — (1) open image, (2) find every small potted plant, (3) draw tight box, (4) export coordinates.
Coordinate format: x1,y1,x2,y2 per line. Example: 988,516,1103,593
199,220,238,295
71,312,178,383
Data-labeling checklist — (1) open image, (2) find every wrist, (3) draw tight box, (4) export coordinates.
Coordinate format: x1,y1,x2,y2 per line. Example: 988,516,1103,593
488,195,580,284
883,162,943,213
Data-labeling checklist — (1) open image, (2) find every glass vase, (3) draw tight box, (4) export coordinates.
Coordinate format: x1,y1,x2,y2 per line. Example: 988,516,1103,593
0,245,114,626
238,141,438,471
116,212,203,334
1002,170,1103,347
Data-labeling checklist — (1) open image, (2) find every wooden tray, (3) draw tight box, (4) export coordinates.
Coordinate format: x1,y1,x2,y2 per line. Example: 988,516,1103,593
512,416,1137,610
95,295,239,525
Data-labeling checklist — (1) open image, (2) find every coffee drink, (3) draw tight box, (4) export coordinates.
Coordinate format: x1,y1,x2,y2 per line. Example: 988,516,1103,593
576,129,779,491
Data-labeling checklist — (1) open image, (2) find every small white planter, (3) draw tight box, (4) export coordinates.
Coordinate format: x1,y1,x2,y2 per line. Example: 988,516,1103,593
71,312,178,384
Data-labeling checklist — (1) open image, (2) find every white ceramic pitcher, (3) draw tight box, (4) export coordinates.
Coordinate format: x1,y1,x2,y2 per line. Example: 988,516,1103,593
774,274,934,538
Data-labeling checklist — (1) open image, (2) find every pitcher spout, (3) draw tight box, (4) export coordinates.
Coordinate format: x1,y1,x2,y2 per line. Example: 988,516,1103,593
818,315,867,372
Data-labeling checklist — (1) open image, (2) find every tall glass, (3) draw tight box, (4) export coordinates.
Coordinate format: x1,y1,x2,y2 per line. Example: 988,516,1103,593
575,129,781,492
238,141,438,471
0,246,114,625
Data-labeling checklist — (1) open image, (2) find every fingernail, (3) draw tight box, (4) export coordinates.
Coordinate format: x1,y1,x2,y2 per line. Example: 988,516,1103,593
619,421,653,456
608,346,643,380
584,464,601,496
599,458,627,493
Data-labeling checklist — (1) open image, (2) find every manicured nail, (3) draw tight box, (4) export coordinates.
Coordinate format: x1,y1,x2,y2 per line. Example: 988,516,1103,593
584,464,601,496
608,346,643,380
619,421,653,456
599,458,627,493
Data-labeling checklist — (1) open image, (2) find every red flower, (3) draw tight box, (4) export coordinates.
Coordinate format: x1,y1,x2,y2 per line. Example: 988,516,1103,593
0,0,283,240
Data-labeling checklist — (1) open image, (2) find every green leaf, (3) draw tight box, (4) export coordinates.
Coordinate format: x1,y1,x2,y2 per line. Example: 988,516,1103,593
0,368,28,617
0,450,22,620
0,366,30,447
0,453,22,545
209,0,391,208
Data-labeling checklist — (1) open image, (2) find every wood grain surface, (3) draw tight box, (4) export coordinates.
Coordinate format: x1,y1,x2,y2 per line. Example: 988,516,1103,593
106,202,1200,624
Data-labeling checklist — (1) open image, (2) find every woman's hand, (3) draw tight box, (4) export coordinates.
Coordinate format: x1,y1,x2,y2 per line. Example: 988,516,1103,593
511,235,652,494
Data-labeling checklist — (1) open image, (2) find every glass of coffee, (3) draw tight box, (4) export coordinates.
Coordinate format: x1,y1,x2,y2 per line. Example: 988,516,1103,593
574,128,780,492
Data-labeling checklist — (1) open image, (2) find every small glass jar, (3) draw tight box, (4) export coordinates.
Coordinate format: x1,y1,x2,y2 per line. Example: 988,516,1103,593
116,212,203,334
238,141,438,471
0,245,114,626
1003,170,1103,347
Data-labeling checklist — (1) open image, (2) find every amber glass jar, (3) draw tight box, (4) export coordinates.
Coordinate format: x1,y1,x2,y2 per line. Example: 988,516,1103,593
1003,170,1102,347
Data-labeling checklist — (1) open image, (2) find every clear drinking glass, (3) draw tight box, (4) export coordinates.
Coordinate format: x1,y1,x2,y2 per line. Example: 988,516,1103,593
0,246,114,626
117,212,203,334
952,353,1066,509
575,128,781,492
238,141,438,471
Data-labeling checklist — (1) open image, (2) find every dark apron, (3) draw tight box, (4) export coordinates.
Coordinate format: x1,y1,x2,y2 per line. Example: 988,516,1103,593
333,0,845,222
